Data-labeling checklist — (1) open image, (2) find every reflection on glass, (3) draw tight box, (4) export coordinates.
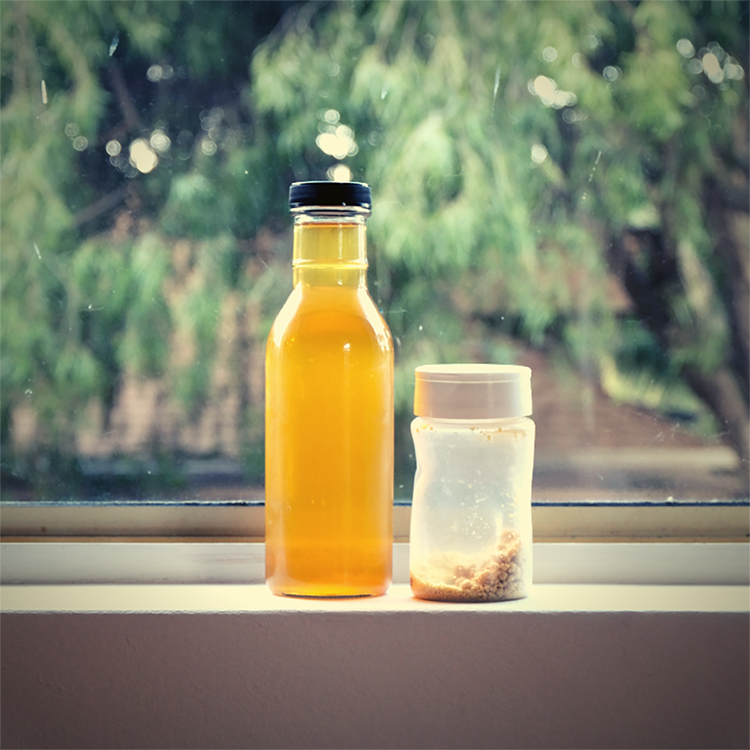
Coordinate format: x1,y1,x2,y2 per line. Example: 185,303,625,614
0,0,747,504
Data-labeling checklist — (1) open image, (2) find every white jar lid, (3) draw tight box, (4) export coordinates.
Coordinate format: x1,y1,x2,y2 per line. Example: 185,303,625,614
414,364,532,420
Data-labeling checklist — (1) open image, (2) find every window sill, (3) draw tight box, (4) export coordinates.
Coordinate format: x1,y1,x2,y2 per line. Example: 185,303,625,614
2,576,748,749
2,539,748,750
1,580,748,614
1,540,748,587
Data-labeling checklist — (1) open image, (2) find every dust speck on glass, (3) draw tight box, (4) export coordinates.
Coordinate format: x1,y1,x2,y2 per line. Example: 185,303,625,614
1,0,748,507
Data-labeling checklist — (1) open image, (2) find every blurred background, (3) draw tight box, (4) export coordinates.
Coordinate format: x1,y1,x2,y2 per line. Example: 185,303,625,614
1,0,748,502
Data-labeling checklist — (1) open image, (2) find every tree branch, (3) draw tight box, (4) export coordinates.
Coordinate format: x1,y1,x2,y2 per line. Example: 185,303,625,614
72,184,131,228
721,182,750,212
108,61,143,133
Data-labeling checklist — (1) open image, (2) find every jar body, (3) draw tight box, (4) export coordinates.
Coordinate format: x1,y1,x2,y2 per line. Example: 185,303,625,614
265,214,394,597
409,416,535,602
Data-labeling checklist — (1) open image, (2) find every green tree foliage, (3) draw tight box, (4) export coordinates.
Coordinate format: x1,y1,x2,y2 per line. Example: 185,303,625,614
1,1,288,489
1,1,748,495
252,0,749,479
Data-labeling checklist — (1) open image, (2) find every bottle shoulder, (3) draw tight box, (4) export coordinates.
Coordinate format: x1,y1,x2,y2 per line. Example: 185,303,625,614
268,285,392,350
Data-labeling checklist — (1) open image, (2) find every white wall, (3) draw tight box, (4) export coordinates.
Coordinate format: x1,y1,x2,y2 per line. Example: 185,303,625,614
2,585,748,749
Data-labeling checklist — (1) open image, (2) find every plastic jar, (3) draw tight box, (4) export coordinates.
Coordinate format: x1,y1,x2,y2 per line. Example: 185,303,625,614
409,364,535,602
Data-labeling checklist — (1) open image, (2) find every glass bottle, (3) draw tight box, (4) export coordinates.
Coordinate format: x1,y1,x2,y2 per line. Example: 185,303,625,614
409,364,535,602
265,181,394,597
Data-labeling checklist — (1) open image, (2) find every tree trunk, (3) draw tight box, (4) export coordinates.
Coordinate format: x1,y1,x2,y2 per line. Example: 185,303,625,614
609,226,749,495
682,364,749,473
703,175,750,402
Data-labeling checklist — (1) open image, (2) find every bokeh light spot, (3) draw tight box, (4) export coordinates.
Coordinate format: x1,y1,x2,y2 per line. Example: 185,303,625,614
129,138,158,173
676,39,695,58
531,144,548,164
327,164,352,181
150,130,171,154
702,52,724,84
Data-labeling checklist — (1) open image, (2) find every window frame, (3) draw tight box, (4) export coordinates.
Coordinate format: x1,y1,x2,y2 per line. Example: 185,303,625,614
1,498,747,543
3,495,747,588
1,536,748,586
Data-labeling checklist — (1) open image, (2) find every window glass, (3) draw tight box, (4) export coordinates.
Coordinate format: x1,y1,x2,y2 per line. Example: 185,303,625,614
2,0,748,506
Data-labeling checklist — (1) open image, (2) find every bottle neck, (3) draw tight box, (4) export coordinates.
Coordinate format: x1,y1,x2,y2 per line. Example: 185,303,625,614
292,212,368,287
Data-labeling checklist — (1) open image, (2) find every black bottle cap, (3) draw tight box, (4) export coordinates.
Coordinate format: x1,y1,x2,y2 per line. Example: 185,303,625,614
289,181,372,210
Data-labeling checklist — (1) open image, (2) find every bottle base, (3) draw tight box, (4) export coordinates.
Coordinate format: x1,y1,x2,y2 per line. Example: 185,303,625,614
279,591,382,600
266,580,390,599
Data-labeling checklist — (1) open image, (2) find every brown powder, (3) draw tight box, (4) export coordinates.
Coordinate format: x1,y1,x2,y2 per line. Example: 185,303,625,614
410,528,527,602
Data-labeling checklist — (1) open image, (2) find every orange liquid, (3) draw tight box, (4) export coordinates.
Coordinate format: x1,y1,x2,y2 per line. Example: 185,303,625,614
265,222,394,597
